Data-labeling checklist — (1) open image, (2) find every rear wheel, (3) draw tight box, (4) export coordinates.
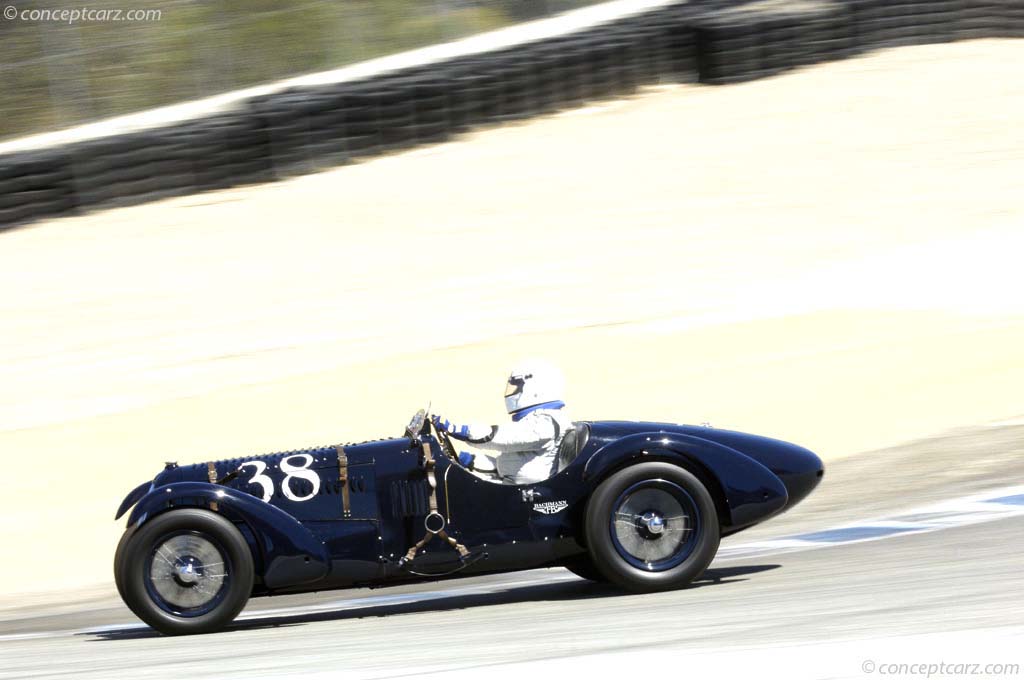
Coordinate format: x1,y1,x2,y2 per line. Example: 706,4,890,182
585,462,719,592
116,509,254,635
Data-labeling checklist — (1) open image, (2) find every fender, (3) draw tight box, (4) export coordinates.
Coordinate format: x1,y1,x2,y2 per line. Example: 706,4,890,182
582,433,788,529
115,480,153,520
126,482,329,589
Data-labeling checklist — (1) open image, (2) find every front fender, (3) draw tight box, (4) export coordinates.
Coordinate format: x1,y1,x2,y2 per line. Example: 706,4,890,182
115,480,153,520
126,482,329,589
582,433,788,529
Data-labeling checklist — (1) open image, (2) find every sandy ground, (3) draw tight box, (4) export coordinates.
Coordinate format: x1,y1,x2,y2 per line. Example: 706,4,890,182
0,39,1022,600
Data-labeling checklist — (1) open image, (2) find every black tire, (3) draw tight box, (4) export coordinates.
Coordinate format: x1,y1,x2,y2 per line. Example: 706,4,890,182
113,525,141,617
562,554,607,582
585,462,720,592
116,509,254,635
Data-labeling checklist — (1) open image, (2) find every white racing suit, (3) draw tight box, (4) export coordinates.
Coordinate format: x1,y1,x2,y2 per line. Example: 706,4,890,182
444,403,573,485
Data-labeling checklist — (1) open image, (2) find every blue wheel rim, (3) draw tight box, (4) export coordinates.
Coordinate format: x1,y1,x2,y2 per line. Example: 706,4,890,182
609,479,701,571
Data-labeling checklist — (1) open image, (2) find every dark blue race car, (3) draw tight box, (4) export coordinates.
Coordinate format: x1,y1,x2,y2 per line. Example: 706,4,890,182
113,409,824,634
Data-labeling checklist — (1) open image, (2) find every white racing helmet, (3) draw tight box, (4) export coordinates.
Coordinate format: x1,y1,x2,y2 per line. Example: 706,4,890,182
504,360,565,414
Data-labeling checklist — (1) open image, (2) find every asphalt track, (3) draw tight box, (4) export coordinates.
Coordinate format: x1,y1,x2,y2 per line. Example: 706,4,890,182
3,424,1023,679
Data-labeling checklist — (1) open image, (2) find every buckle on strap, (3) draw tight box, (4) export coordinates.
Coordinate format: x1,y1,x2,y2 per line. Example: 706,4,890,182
424,511,445,535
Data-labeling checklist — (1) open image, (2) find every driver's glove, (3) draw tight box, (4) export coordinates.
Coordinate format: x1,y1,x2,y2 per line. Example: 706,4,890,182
458,452,475,469
431,414,456,434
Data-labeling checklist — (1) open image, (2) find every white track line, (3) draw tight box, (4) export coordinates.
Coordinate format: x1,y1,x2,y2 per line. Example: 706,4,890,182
717,484,1024,560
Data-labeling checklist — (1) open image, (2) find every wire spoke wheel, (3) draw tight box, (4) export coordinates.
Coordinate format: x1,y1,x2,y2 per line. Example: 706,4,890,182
146,533,231,616
117,509,254,635
610,481,700,571
585,463,719,592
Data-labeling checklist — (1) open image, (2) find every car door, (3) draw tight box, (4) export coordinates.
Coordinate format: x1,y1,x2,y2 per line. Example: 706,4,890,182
439,454,531,542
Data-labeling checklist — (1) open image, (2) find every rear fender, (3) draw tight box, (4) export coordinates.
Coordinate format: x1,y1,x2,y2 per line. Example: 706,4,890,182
582,433,788,529
126,482,329,589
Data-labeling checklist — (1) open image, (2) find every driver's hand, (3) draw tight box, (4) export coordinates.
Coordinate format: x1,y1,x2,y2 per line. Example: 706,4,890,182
432,414,456,434
458,452,475,469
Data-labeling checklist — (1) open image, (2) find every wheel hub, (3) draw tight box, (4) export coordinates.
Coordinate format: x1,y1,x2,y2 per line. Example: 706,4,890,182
174,558,202,586
639,511,666,536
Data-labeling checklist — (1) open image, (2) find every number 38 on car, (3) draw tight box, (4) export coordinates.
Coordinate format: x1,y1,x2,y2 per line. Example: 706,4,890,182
113,409,823,634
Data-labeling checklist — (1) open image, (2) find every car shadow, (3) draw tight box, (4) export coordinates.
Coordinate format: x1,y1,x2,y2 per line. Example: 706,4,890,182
84,564,780,641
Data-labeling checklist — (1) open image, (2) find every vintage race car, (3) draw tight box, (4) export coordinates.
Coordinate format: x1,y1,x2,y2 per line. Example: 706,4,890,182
113,409,824,634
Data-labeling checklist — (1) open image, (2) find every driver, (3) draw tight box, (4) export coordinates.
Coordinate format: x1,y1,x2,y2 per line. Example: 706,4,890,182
433,360,572,485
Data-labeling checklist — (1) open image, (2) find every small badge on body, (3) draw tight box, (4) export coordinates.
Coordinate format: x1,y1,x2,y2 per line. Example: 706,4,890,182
532,500,569,515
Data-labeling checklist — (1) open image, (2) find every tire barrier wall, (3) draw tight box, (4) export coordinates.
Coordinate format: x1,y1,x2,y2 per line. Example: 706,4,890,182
1,0,1021,230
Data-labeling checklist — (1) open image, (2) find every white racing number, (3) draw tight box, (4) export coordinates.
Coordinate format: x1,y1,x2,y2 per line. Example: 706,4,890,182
280,454,320,502
238,455,321,503
239,461,274,502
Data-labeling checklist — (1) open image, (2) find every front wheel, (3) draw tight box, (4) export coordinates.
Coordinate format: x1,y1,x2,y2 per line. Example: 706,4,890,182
115,509,254,635
585,463,719,592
